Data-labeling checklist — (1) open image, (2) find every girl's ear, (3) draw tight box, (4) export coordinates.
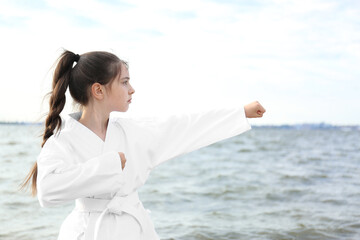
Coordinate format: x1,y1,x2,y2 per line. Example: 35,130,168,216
91,83,105,100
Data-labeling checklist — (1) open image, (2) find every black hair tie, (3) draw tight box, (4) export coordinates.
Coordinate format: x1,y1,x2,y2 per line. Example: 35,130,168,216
74,54,80,62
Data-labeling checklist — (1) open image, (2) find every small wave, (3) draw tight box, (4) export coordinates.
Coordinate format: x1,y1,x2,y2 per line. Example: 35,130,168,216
285,226,353,240
18,151,28,156
280,174,312,184
321,198,345,205
6,141,19,146
237,148,252,153
342,222,360,231
310,173,329,179
4,201,29,208
178,228,247,240
308,156,323,161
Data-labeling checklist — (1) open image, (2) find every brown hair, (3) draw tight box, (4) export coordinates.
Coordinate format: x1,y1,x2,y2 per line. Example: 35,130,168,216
20,50,127,196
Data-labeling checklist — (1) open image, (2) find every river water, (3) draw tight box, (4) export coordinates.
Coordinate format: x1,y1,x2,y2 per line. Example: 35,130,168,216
0,125,359,240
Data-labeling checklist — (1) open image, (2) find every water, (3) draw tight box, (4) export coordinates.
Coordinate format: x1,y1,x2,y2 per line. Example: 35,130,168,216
0,125,359,240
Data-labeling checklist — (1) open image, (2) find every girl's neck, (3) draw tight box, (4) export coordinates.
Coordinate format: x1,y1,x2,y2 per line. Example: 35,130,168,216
78,107,110,142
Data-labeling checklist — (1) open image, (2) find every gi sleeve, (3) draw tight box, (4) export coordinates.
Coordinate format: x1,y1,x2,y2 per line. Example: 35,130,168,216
141,106,251,169
36,137,125,207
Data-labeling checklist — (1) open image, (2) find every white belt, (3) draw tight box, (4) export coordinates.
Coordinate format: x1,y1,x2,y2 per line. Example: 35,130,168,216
75,191,154,240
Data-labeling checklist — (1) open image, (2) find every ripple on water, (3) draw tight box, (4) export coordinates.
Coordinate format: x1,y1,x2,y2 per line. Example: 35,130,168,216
5,141,20,146
269,229,327,240
280,174,312,184
307,156,323,161
321,198,346,205
176,229,245,240
4,200,30,208
237,148,252,153
18,151,28,156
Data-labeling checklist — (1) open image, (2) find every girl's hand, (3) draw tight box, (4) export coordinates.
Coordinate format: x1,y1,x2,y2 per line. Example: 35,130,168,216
244,101,266,118
118,152,127,170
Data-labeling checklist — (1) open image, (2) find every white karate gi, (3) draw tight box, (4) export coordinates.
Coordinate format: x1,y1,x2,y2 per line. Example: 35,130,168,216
36,106,251,240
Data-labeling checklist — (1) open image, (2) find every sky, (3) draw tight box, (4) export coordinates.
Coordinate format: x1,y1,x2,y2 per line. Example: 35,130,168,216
0,0,359,125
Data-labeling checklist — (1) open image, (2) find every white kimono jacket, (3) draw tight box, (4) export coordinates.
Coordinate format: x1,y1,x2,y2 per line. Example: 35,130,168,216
36,106,251,240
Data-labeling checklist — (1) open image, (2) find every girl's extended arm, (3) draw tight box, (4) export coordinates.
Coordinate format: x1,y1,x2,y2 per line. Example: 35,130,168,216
142,105,253,169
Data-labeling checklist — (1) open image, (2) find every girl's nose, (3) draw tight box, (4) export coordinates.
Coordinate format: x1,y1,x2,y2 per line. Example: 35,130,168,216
130,86,135,94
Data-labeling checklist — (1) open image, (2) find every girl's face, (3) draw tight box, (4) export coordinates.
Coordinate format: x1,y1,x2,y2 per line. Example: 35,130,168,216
105,63,135,112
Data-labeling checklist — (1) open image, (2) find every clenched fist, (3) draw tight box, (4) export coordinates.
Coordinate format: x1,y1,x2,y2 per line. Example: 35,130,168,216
118,152,127,170
244,101,266,118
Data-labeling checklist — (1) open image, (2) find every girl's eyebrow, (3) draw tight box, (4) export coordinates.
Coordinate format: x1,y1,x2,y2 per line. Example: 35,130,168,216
121,77,130,80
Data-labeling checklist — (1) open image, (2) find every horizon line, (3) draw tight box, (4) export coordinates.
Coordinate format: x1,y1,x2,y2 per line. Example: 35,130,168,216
1,121,359,128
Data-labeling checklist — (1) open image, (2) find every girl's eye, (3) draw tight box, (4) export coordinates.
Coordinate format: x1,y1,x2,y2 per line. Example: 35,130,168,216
123,81,128,85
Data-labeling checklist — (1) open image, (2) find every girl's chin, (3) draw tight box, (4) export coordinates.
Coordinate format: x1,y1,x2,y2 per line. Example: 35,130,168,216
111,107,128,112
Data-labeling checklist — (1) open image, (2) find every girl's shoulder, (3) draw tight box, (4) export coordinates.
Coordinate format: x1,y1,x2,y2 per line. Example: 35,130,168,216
39,133,71,160
109,111,160,128
42,129,72,147
41,118,78,153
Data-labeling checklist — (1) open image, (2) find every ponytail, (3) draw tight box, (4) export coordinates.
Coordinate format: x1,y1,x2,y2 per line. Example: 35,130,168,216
20,50,79,196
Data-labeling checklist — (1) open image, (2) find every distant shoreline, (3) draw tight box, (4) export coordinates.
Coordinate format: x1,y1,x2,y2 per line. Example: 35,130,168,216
0,121,43,126
251,123,360,130
0,121,359,130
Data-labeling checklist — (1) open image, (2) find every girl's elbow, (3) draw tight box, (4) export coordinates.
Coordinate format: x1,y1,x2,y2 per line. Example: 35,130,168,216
37,180,63,207
37,190,54,207
37,185,56,207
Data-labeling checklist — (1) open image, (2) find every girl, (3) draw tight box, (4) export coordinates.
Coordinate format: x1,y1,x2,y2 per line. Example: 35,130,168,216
22,50,266,240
